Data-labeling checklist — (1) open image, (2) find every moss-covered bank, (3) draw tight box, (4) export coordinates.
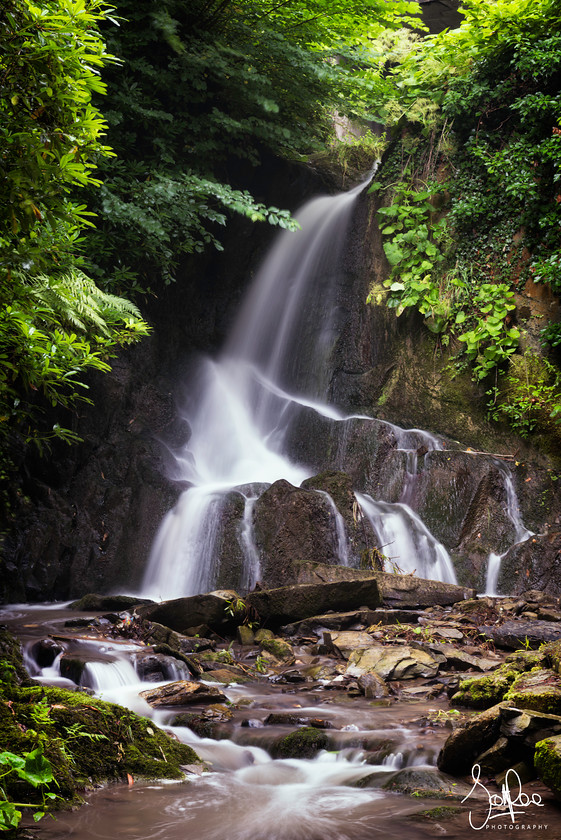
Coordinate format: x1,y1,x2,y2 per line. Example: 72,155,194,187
0,629,201,815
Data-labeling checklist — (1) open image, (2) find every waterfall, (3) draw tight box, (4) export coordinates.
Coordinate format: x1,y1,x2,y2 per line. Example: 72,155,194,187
484,464,533,596
141,181,367,600
141,176,527,600
355,493,457,584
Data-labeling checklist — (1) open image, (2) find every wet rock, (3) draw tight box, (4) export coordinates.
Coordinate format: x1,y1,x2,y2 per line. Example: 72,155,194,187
500,531,561,599
133,652,190,682
381,766,466,798
264,712,333,728
478,619,561,649
30,638,63,668
346,645,440,681
301,470,373,561
139,680,228,707
246,579,381,626
357,672,390,698
252,479,346,587
534,735,561,799
438,703,505,775
59,654,88,685
137,591,242,634
69,593,153,611
259,638,295,664
504,668,561,715
171,705,233,739
270,726,330,759
236,625,255,646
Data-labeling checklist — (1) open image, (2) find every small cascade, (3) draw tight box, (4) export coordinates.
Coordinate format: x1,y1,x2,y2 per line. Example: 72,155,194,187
314,489,350,566
389,425,442,507
239,494,261,592
356,493,457,584
484,464,534,596
82,658,139,692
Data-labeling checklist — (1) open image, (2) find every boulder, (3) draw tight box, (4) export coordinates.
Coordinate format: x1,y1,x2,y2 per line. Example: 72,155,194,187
478,619,561,649
504,668,561,715
438,703,505,775
69,593,153,611
252,479,345,587
259,637,295,664
246,579,381,626
346,644,440,681
294,564,476,608
381,766,466,798
137,591,242,634
139,680,227,707
534,735,561,800
270,726,330,759
450,665,519,710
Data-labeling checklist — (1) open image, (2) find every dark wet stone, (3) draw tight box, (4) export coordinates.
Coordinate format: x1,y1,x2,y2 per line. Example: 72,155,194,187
478,620,561,649
69,593,153,611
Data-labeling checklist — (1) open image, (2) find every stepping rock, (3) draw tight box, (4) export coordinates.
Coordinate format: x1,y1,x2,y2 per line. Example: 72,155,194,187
139,680,227,707
346,644,440,681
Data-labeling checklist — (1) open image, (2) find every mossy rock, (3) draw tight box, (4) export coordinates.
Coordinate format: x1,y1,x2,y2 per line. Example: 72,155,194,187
259,638,295,664
450,666,518,709
0,681,202,809
382,767,463,799
504,668,561,715
534,735,561,800
270,726,329,759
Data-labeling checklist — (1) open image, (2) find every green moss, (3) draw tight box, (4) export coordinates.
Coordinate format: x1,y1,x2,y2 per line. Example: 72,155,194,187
412,806,464,820
534,736,561,800
504,669,561,715
259,638,294,663
270,726,329,759
451,667,518,709
1,673,202,810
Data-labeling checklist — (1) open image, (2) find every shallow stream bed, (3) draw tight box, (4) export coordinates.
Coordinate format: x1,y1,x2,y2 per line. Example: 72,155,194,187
3,603,561,840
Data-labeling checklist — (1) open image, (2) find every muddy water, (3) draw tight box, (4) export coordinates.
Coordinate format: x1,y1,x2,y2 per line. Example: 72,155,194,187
4,604,561,840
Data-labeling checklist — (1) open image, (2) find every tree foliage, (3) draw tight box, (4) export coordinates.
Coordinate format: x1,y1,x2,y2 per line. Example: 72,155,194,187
81,0,421,291
0,0,150,491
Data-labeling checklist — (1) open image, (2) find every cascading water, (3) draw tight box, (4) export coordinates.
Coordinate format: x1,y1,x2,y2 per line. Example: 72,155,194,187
142,182,368,600
484,463,534,596
141,175,531,601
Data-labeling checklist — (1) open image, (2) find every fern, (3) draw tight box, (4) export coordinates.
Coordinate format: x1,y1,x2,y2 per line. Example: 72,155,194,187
30,270,146,338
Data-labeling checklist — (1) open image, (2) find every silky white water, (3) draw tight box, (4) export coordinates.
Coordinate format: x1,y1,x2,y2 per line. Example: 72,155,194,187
141,178,531,600
142,183,368,600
